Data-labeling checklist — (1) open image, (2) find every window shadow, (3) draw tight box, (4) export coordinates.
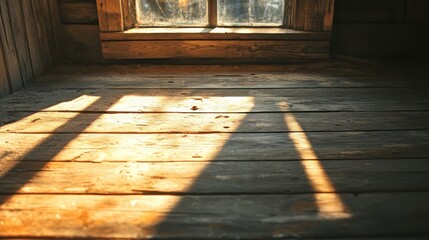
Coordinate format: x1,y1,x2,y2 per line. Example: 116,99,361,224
0,94,107,205
152,94,350,238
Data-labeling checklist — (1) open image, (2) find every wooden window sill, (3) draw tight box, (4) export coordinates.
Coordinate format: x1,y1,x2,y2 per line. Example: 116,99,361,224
100,27,331,41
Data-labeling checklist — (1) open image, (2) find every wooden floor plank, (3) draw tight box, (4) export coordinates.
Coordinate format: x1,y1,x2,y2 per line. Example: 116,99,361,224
1,193,428,239
1,111,428,133
38,59,381,76
1,88,428,113
1,62,429,239
1,131,428,162
1,159,428,194
36,72,429,89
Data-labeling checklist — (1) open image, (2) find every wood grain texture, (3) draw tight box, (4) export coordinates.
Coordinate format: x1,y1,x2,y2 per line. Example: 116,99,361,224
101,40,330,59
35,58,382,77
21,0,45,78
1,62,429,238
6,0,33,85
59,1,98,24
121,0,134,30
304,0,325,31
96,0,123,32
1,131,428,162
0,35,10,97
0,0,24,91
30,0,54,71
100,28,332,41
323,0,335,31
2,111,429,133
1,193,429,238
48,0,64,60
95,0,108,31
40,0,58,65
36,74,428,89
105,0,123,31
1,88,428,113
31,0,55,71
1,159,429,194
290,0,335,31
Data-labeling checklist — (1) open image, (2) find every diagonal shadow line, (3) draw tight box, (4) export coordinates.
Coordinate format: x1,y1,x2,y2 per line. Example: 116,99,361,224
151,95,310,236
284,112,350,219
0,96,107,205
151,94,352,237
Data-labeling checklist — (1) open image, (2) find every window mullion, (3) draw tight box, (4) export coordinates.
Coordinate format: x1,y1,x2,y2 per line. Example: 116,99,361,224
208,0,217,27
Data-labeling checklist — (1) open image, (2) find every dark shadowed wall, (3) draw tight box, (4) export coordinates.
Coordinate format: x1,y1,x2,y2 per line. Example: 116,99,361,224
332,0,429,59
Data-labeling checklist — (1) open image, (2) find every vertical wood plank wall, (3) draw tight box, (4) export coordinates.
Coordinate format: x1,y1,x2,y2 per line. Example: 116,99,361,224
0,0,63,97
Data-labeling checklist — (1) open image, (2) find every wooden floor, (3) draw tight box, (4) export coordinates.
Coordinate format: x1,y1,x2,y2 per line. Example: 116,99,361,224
1,60,429,239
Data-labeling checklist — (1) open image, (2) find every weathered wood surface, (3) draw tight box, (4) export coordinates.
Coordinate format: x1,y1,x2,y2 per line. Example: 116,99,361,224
1,62,429,239
1,88,428,113
1,112,429,133
1,131,428,162
0,0,62,97
0,32,10,96
34,61,429,89
39,59,429,77
21,0,45,77
0,0,24,92
48,0,64,61
1,159,429,194
96,0,123,32
1,193,429,239
101,40,330,60
36,74,429,89
31,0,54,70
59,0,98,24
100,28,332,41
6,0,33,85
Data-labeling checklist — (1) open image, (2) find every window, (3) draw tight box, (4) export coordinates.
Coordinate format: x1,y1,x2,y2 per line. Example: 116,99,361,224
218,0,285,26
96,0,335,60
135,0,286,27
136,0,209,27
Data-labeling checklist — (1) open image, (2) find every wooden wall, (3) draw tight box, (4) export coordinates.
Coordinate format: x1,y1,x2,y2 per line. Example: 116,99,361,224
59,0,103,62
61,0,335,62
59,0,429,62
332,0,429,58
0,0,62,97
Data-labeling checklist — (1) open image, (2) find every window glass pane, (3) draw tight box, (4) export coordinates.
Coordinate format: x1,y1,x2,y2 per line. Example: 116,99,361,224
218,0,285,26
136,0,208,27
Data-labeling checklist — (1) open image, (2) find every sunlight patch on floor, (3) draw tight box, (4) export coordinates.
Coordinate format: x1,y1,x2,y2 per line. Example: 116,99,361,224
51,95,255,228
284,113,351,219
104,95,255,113
0,95,101,178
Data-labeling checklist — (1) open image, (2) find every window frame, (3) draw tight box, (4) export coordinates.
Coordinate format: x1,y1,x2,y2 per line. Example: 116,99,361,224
134,0,290,28
135,0,210,28
96,0,335,60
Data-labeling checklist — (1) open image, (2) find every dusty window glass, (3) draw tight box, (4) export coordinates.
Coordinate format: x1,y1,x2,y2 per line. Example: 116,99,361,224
218,0,285,26
136,0,208,27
